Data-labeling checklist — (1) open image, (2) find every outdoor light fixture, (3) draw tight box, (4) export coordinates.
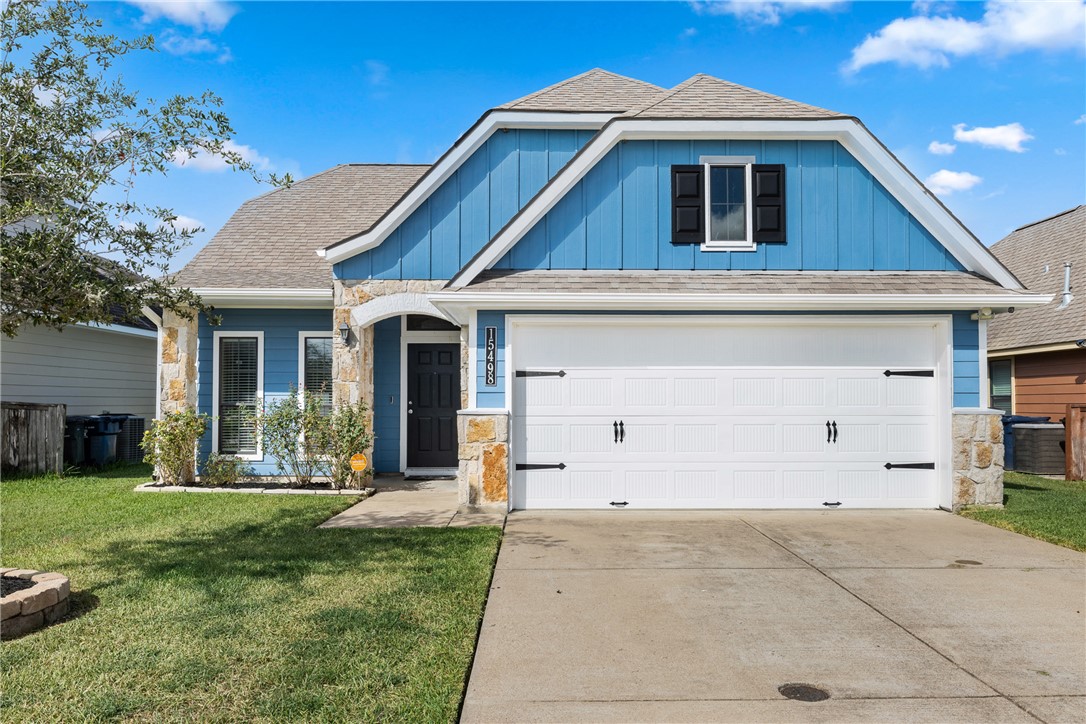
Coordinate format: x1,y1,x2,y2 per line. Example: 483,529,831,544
338,322,350,345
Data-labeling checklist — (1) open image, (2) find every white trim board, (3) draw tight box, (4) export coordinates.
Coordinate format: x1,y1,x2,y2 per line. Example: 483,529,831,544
212,330,265,461
190,288,332,308
319,111,617,265
449,118,1022,290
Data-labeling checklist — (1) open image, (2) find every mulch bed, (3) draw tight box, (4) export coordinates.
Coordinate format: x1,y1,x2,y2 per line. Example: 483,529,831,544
1,576,36,597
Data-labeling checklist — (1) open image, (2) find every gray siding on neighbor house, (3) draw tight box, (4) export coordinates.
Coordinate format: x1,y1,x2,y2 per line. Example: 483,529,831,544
1,324,156,420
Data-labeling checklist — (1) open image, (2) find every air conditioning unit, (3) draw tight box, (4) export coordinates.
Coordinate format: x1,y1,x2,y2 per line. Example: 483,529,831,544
116,417,146,464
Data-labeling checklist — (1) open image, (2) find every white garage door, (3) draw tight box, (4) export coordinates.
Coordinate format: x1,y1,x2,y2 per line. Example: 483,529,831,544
509,318,948,510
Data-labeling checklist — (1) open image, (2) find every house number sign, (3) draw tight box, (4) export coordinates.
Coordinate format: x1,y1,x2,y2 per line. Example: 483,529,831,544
484,326,497,387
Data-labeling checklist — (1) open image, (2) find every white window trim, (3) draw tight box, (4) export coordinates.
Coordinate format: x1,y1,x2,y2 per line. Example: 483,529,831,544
297,331,334,405
212,330,264,461
700,155,756,252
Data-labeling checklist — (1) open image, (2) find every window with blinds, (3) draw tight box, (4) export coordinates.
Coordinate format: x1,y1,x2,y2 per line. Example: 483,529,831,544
219,337,259,455
303,336,333,414
989,359,1012,413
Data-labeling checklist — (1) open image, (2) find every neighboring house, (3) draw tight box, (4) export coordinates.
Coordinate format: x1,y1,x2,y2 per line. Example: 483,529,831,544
987,206,1086,422
1,310,158,420
164,69,1049,511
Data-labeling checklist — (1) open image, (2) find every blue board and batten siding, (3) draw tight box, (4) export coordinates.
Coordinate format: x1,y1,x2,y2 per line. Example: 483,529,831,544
475,311,982,410
197,310,404,475
493,140,964,272
334,129,595,281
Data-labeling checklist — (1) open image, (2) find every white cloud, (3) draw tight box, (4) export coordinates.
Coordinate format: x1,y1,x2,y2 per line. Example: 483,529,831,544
953,122,1033,152
928,140,956,155
160,215,204,233
1075,114,1086,125
681,27,699,38
364,60,390,87
925,169,983,195
126,0,238,33
159,29,232,62
845,0,1086,73
690,0,846,26
1055,148,1068,156
171,139,272,172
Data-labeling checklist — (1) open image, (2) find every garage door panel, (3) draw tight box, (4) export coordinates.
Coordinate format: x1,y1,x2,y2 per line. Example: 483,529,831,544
512,321,942,510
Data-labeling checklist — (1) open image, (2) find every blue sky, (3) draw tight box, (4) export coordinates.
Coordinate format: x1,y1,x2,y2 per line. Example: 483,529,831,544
90,1,1086,270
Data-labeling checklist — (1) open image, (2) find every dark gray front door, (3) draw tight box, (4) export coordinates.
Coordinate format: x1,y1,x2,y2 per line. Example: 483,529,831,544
407,343,460,468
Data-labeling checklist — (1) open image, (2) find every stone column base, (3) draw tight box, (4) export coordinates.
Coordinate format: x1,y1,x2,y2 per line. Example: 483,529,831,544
952,409,1005,510
457,410,509,510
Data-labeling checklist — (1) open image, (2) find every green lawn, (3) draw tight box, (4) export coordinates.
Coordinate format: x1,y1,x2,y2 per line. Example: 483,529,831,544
960,471,1086,552
0,465,502,722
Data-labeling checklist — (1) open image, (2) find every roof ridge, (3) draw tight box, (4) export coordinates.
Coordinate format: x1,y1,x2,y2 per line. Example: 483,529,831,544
239,164,351,205
1012,204,1084,232
499,68,667,110
623,74,703,117
502,68,601,109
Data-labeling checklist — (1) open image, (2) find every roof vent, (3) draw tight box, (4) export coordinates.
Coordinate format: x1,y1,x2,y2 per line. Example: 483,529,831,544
1056,262,1074,311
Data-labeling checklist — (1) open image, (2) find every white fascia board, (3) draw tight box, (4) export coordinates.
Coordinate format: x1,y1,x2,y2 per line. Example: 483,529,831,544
428,291,1052,325
320,111,615,265
73,321,158,339
191,288,333,308
449,118,1022,290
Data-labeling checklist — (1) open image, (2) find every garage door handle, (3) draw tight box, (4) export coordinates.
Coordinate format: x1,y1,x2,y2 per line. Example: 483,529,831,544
832,421,838,444
614,421,619,443
619,421,625,443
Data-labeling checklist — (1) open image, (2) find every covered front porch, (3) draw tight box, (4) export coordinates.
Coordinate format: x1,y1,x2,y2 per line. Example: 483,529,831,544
332,279,509,510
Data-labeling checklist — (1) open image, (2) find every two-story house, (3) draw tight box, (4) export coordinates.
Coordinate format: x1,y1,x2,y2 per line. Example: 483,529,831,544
165,70,1048,511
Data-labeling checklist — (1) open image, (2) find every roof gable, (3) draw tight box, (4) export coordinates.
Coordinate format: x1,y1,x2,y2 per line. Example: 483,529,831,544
988,205,1085,350
499,68,666,112
175,164,428,290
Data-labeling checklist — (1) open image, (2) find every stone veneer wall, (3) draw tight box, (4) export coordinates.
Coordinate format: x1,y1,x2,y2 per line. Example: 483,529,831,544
456,411,509,509
157,308,199,482
952,410,1005,510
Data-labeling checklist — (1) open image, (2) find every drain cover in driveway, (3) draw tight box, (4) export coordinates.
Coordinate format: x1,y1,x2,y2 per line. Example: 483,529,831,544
778,684,830,702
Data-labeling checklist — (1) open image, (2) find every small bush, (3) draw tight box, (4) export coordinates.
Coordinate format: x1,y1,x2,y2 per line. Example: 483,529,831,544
327,401,374,489
201,452,249,487
141,409,208,485
251,387,330,486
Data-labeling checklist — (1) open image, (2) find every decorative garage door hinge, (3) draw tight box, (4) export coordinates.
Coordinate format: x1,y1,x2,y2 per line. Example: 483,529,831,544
884,462,936,470
883,369,935,377
822,501,842,507
515,370,566,377
610,501,629,507
515,463,567,471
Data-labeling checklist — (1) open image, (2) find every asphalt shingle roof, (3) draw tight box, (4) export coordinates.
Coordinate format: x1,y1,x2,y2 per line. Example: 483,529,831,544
624,74,846,120
987,206,1086,351
174,164,429,289
498,68,666,112
458,270,1025,297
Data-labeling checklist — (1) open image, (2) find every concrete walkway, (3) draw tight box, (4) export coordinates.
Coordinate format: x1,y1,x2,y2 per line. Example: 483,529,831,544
319,476,505,529
462,510,1086,723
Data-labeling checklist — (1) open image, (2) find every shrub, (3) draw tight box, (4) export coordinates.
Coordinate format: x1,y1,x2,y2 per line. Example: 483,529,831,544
141,409,208,485
201,452,250,487
326,401,374,490
250,387,331,486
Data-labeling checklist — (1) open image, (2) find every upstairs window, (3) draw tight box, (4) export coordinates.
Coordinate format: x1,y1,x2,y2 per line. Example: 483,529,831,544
671,156,786,250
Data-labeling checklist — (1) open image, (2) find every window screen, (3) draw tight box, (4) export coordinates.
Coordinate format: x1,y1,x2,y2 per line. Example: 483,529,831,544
989,360,1012,413
303,336,333,414
708,166,747,242
219,337,259,455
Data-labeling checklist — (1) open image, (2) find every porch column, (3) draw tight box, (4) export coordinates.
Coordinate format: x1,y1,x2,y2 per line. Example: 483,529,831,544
157,308,199,482
333,281,375,480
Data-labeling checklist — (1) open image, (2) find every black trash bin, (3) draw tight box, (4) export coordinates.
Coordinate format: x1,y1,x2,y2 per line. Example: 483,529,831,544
1001,415,1051,470
64,416,92,466
86,413,130,466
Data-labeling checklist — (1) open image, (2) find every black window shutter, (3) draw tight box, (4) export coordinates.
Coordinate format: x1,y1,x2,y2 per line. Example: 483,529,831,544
671,165,704,244
751,164,786,243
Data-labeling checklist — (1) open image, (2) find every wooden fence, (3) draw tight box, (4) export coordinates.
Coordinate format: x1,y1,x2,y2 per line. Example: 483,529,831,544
2,402,65,476
1067,404,1086,481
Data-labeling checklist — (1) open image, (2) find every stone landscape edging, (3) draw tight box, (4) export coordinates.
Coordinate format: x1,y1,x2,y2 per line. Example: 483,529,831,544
1,570,71,640
134,482,376,497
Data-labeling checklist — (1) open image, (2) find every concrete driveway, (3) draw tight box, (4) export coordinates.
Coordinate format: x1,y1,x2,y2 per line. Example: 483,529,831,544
461,511,1086,723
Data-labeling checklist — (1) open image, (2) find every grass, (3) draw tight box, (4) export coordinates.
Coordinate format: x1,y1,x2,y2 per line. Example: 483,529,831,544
0,465,502,722
960,471,1086,552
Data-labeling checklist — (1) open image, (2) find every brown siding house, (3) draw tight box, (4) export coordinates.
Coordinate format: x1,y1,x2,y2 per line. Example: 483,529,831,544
987,206,1085,423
